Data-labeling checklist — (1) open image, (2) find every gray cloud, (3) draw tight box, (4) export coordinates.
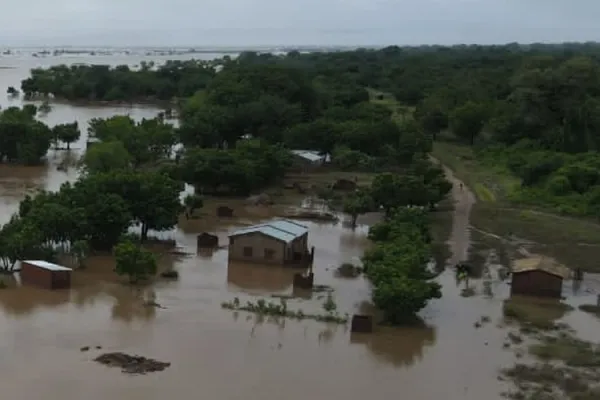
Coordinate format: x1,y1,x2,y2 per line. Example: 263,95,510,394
0,0,598,47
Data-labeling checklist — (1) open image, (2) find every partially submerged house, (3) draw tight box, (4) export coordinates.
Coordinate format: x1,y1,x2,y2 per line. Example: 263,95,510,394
228,219,313,266
196,232,219,249
20,260,72,290
511,256,571,298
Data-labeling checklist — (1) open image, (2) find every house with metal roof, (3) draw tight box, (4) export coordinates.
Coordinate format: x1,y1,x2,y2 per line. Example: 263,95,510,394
290,150,331,172
228,220,313,266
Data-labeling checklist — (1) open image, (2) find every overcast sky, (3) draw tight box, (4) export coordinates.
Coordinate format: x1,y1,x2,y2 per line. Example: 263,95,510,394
1,0,599,47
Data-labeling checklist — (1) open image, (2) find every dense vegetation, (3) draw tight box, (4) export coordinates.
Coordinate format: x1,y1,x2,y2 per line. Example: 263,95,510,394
21,60,216,101
363,208,441,324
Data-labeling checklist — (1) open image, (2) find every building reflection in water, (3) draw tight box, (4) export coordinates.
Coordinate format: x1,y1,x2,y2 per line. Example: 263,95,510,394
227,262,297,294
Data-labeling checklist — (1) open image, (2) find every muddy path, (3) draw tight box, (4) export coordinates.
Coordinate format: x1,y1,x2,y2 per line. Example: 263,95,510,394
438,161,477,264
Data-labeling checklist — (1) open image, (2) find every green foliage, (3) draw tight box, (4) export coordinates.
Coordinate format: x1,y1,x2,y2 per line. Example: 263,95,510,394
477,146,600,218
0,106,53,164
0,217,47,270
363,208,441,324
370,159,451,215
52,122,80,149
179,139,291,195
114,240,157,284
449,101,488,145
183,194,204,218
88,116,176,167
75,170,184,241
21,61,216,100
82,141,132,174
342,189,375,227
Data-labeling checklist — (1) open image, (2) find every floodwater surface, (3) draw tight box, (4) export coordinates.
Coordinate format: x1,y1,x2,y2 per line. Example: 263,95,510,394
0,53,599,400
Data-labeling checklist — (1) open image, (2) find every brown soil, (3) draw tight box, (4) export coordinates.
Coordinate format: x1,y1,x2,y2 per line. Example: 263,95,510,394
94,352,170,374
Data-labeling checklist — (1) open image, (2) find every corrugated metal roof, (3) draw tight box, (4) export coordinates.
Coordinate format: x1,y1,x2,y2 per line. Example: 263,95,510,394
291,150,324,162
22,260,72,272
229,219,308,243
513,256,571,279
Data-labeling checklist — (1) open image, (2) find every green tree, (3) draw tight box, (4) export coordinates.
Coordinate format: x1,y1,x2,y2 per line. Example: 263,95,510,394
82,141,131,174
342,190,374,227
183,194,204,219
78,170,183,241
82,193,132,250
450,101,488,145
0,106,53,164
53,122,80,149
114,240,157,284
0,217,46,271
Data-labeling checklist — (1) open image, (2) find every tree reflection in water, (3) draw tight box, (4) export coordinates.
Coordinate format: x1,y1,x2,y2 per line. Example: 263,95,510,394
111,286,157,323
350,323,437,368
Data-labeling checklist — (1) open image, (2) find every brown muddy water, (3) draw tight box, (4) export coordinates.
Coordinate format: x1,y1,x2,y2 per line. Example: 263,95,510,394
1,54,600,400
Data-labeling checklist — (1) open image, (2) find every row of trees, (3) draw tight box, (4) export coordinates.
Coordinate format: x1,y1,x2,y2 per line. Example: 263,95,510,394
20,60,217,101
0,105,80,164
363,208,442,323
0,168,183,270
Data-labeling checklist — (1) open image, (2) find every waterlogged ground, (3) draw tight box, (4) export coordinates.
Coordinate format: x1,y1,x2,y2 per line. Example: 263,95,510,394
0,54,599,399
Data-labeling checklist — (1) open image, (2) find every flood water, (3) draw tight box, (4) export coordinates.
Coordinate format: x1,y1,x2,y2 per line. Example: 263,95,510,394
1,52,599,400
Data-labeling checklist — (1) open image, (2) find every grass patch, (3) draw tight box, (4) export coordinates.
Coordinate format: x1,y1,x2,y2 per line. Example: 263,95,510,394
429,197,453,270
432,141,519,202
503,298,573,332
529,333,600,367
471,204,600,272
474,183,496,202
221,297,349,325
501,363,598,400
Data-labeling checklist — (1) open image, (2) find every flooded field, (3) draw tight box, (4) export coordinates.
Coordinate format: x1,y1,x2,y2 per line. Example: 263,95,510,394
0,54,599,400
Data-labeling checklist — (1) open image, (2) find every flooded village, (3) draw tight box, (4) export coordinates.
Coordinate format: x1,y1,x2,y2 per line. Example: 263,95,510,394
0,48,600,400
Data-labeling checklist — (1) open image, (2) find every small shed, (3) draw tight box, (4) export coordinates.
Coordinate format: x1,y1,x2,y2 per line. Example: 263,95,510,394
291,150,330,172
511,256,570,298
20,260,72,290
197,232,219,249
332,178,357,191
216,206,234,218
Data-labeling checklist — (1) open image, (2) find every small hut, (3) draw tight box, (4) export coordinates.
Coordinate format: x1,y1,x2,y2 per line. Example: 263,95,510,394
196,232,219,249
332,178,357,191
511,256,570,298
20,260,72,290
216,206,234,218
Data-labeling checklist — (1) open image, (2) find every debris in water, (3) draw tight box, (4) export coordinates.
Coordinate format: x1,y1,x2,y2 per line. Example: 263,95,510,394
80,346,90,352
94,352,171,374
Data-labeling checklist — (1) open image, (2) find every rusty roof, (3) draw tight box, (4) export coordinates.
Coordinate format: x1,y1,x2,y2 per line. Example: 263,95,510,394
512,256,571,279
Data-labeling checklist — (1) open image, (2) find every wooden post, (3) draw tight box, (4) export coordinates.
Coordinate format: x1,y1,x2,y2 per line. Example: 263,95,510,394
293,273,314,290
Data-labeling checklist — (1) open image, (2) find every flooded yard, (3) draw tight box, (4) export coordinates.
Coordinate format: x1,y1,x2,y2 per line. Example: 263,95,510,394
0,53,599,400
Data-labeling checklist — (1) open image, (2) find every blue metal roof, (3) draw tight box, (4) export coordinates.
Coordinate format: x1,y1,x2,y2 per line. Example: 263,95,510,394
229,220,308,243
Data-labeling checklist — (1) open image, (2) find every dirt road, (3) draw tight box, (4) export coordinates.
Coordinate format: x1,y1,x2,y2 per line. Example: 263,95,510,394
441,163,476,265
